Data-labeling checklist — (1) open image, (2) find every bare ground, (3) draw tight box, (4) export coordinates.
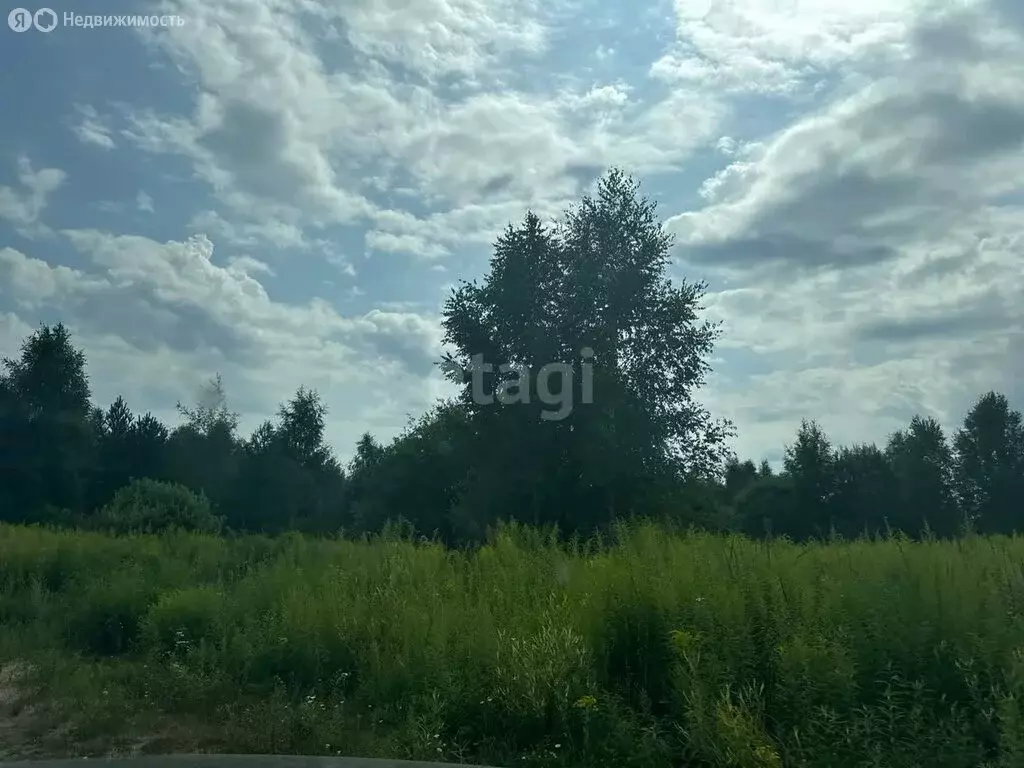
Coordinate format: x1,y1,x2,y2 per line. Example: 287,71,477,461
0,662,226,760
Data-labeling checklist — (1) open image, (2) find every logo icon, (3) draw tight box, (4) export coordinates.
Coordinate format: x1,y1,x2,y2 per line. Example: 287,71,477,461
33,8,56,31
7,8,32,31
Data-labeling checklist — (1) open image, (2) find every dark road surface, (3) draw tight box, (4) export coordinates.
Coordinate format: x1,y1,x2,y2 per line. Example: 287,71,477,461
0,757,500,768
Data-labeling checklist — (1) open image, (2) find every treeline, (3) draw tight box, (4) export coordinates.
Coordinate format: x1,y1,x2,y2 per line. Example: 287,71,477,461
727,400,1024,539
1,170,1021,543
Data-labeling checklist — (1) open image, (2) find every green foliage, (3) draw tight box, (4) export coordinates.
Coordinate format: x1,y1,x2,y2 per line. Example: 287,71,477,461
439,169,735,538
781,419,836,538
0,322,94,519
2,193,1024,550
65,575,158,656
349,402,474,543
96,478,223,535
141,586,226,657
5,521,1024,765
887,416,959,536
954,392,1024,535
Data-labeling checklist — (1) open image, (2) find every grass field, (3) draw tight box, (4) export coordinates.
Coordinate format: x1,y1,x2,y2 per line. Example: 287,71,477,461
2,520,1024,767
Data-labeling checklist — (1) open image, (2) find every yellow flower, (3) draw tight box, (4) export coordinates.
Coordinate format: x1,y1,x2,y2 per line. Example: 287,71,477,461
574,694,597,709
753,744,781,767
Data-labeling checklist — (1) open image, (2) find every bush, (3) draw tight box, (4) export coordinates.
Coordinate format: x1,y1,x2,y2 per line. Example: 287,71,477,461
142,586,226,657
65,575,158,656
5,520,1024,765
95,479,223,535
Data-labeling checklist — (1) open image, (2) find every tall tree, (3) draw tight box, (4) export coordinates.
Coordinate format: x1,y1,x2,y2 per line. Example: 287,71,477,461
166,374,240,512
344,432,385,516
277,387,333,472
275,387,344,533
782,419,836,539
349,432,385,477
441,169,732,537
0,323,93,519
228,420,284,532
227,389,346,535
89,395,136,509
736,475,795,539
829,443,898,537
953,392,1024,534
724,457,759,499
349,403,475,542
129,412,170,482
886,416,959,537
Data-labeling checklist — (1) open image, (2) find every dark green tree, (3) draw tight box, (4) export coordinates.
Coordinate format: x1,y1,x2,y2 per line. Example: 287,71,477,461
228,388,345,535
736,474,796,539
165,374,240,512
781,419,836,539
440,169,732,537
90,395,136,509
275,387,344,533
724,457,759,499
349,432,385,476
228,420,284,532
129,412,170,482
953,392,1024,534
0,323,94,520
886,416,959,537
349,403,474,542
344,432,386,519
278,387,334,472
829,443,898,537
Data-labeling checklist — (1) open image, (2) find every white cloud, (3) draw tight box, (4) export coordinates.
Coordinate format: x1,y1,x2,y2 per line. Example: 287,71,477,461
72,104,116,149
366,230,451,260
6,0,1020,471
329,0,549,78
115,0,726,262
0,248,109,308
669,8,1024,265
669,4,1024,459
187,209,313,250
1,229,453,455
0,156,65,228
653,0,950,92
227,255,275,279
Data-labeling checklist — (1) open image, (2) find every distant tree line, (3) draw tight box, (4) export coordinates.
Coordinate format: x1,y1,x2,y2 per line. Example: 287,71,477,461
724,398,1024,540
1,170,1021,543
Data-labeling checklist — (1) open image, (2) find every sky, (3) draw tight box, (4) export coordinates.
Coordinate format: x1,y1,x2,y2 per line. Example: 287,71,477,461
0,0,1022,467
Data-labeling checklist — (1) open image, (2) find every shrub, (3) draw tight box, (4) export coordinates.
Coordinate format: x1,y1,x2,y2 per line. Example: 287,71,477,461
141,586,226,657
5,520,1024,765
95,479,223,535
65,575,158,656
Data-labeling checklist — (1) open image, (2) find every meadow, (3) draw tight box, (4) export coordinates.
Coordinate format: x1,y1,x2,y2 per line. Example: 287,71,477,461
2,520,1024,767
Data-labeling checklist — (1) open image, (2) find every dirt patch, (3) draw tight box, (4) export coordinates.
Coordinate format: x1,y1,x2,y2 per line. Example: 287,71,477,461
0,660,84,759
0,661,33,705
0,660,43,758
0,661,227,759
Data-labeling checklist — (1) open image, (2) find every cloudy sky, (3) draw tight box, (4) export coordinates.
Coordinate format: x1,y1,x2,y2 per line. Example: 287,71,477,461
1,0,1022,466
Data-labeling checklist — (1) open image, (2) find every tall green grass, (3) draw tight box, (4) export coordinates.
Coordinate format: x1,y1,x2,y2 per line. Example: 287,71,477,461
3,520,1024,766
